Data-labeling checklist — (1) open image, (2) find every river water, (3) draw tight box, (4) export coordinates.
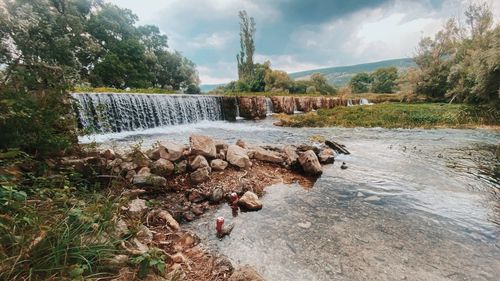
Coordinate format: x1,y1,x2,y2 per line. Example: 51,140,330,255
82,119,500,281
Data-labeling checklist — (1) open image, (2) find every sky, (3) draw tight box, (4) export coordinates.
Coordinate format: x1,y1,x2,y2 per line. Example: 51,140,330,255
108,0,500,84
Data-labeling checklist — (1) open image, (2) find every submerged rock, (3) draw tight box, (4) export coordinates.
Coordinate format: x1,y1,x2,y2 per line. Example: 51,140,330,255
227,145,252,169
318,148,335,164
298,150,323,175
190,135,217,158
238,191,262,211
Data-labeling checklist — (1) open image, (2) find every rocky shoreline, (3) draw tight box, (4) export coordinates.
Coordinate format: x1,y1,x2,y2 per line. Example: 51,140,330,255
60,135,342,280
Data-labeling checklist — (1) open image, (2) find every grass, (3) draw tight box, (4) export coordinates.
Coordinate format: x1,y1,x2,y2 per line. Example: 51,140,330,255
345,92,413,103
217,91,331,97
73,86,176,94
276,103,499,129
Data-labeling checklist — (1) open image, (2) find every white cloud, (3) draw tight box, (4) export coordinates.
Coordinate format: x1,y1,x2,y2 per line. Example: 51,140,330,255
255,54,329,73
197,62,236,84
188,32,235,50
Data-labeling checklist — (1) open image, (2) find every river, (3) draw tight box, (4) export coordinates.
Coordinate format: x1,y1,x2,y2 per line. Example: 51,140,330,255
82,118,499,281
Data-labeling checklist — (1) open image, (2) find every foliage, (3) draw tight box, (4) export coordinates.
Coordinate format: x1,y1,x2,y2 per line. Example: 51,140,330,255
350,72,373,93
413,2,499,106
277,103,499,128
370,67,398,93
237,10,256,81
131,248,166,278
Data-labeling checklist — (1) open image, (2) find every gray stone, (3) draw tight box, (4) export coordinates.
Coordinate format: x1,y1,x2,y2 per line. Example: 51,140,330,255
132,174,167,187
151,158,174,176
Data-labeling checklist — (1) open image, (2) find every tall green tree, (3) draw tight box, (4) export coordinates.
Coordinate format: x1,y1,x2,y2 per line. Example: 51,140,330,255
236,10,256,81
370,67,398,93
350,72,373,93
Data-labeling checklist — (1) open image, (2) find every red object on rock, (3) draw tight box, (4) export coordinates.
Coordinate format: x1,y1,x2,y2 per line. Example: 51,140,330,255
230,192,239,203
216,217,224,236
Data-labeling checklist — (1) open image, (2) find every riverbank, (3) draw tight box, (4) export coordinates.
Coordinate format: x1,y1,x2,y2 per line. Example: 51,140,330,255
276,103,500,129
0,135,334,280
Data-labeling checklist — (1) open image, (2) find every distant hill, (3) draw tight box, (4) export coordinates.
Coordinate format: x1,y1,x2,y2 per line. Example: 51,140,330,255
199,58,416,91
289,58,415,86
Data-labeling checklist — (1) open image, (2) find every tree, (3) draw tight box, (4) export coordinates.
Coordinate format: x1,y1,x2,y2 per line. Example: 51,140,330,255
370,67,398,93
350,72,372,93
236,10,256,81
264,70,292,91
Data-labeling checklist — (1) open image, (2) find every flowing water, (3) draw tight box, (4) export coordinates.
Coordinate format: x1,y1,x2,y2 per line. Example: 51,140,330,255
76,97,500,280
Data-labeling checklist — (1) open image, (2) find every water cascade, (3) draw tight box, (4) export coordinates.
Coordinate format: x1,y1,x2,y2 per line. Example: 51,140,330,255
265,97,274,116
359,98,372,105
347,99,353,106
72,93,225,133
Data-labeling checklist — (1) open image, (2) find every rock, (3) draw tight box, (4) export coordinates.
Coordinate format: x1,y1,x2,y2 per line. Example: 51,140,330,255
136,224,153,244
147,210,180,231
273,120,283,126
297,221,312,229
132,174,167,187
120,161,137,172
227,145,252,169
190,167,210,184
251,147,284,163
190,135,217,158
151,158,174,176
215,140,228,152
176,160,187,173
210,187,224,203
188,189,207,203
131,151,151,167
150,141,184,162
341,162,348,169
211,159,228,171
236,139,247,148
238,191,262,211
100,149,116,160
283,145,299,166
318,148,335,164
297,144,321,155
137,167,151,176
190,155,210,171
191,205,204,216
127,198,148,218
217,150,226,160
298,150,323,175
229,265,265,281
183,211,195,222
365,195,381,202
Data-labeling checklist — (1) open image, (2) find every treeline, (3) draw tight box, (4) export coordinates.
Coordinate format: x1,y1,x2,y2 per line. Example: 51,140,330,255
215,11,336,95
412,2,498,106
349,67,399,93
0,0,199,155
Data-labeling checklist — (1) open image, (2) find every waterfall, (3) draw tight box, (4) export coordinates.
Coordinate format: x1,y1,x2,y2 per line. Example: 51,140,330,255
347,99,353,106
72,93,225,133
359,98,372,105
265,97,274,116
234,97,243,120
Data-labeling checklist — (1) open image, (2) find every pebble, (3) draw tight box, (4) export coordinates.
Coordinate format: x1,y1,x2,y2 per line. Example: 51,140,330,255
297,221,312,229
356,192,364,197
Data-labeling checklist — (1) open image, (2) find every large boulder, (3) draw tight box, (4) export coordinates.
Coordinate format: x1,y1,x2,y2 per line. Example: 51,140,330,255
226,145,252,169
298,150,323,175
251,147,284,164
238,191,262,211
151,158,174,176
190,155,210,171
229,265,265,281
190,135,217,158
211,159,228,171
190,167,210,184
150,141,184,162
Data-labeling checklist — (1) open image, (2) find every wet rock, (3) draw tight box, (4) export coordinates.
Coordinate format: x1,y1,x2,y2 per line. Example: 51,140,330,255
127,198,148,218
211,159,228,171
151,158,174,176
238,191,263,211
190,155,210,171
100,148,116,160
318,148,335,164
190,167,210,184
190,135,217,158
364,195,381,202
236,139,247,148
298,150,323,175
251,147,284,164
341,162,348,169
229,265,265,281
132,174,167,187
210,186,224,203
227,145,252,169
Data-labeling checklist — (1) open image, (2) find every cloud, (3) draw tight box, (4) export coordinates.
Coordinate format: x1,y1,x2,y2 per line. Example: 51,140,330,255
107,0,500,84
